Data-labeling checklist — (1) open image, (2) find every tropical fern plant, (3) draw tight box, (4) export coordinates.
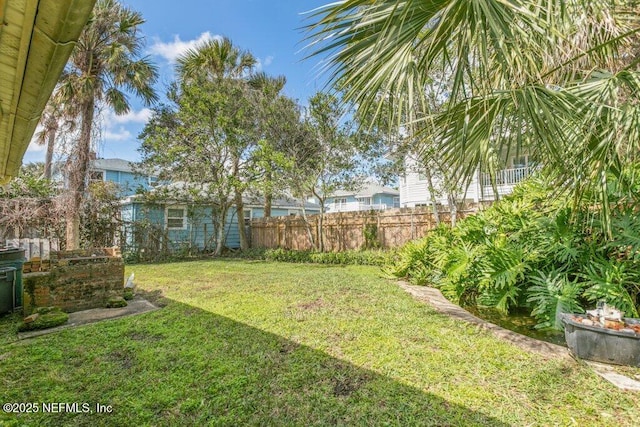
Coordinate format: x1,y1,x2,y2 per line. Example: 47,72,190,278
439,241,481,305
477,243,529,314
527,270,584,330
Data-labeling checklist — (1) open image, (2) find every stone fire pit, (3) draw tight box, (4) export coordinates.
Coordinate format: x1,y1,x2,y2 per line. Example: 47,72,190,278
22,248,124,314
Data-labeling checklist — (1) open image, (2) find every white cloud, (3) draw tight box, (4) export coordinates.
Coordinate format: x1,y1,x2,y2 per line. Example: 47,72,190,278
106,108,152,125
148,32,222,63
105,127,132,142
264,56,274,67
26,125,46,154
26,140,46,154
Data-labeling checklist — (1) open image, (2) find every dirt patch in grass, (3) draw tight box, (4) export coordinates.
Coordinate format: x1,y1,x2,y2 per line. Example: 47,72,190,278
108,349,136,370
331,365,370,397
126,330,165,342
296,298,326,311
279,341,300,355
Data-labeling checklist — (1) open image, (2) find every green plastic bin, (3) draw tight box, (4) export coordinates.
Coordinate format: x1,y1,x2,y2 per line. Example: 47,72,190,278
0,247,26,308
0,266,16,315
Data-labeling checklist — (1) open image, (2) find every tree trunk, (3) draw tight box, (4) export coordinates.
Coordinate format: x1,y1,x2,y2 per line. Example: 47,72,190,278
66,99,94,250
235,189,249,250
213,205,228,256
298,197,317,250
44,129,56,180
311,188,326,252
448,193,458,228
264,193,272,218
264,170,272,218
424,166,440,226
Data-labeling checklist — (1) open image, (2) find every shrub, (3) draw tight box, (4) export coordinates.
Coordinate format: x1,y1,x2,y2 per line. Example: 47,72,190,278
385,175,640,329
225,248,394,266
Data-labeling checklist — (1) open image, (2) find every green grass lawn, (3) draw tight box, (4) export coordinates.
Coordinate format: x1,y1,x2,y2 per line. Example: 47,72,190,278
1,260,639,426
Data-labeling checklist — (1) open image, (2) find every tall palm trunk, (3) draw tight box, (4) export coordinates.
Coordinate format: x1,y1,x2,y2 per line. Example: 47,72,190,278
66,99,94,250
44,129,56,180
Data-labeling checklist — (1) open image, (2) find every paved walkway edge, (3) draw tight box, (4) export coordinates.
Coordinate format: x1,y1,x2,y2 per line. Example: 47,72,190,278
398,281,571,359
398,282,640,391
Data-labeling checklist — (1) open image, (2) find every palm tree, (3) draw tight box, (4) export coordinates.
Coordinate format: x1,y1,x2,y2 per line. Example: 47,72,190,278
57,0,158,249
176,38,256,250
35,96,78,181
35,103,62,181
306,0,640,235
177,37,256,81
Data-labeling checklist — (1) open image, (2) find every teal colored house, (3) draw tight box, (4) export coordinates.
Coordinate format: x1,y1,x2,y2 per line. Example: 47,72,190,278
324,183,400,213
88,158,321,253
120,189,320,253
89,158,156,196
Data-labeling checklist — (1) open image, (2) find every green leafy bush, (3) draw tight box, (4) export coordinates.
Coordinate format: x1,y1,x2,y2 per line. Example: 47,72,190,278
386,175,640,329
226,248,394,266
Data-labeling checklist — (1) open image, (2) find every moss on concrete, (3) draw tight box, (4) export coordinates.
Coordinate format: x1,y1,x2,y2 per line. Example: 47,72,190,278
18,309,68,332
106,297,127,308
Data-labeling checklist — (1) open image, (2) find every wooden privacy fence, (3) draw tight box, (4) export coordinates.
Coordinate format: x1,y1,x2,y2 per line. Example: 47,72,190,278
250,208,474,251
4,238,60,260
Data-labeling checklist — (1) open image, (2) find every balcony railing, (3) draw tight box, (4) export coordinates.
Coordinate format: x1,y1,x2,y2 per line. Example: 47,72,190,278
481,166,532,187
328,202,388,213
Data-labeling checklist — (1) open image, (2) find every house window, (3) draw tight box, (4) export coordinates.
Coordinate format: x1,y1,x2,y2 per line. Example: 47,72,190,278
166,207,187,230
358,197,372,207
288,209,299,216
335,198,347,208
89,170,104,182
148,176,159,187
417,172,427,181
244,209,252,225
393,197,400,208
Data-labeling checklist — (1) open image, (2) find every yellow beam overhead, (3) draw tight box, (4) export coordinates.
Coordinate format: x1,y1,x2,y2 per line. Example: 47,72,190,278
0,0,96,184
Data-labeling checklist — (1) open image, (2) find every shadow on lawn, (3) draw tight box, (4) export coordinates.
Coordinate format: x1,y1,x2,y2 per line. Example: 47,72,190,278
1,295,510,427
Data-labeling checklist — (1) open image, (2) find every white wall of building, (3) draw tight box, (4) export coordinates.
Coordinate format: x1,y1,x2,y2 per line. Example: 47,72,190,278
399,155,532,207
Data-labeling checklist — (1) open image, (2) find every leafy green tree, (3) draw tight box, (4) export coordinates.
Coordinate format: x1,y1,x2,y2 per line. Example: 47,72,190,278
176,37,257,250
56,0,158,249
248,73,293,217
139,78,253,256
299,92,362,251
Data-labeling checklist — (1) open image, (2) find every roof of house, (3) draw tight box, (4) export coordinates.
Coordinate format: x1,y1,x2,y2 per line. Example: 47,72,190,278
243,194,321,210
330,183,399,198
91,158,136,173
123,181,321,210
0,0,96,184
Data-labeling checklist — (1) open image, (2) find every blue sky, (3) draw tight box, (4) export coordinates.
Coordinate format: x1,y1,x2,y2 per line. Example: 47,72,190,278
24,0,331,164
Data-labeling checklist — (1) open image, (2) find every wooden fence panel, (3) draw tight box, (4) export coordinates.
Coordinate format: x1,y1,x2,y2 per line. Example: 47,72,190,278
4,238,60,260
250,208,473,251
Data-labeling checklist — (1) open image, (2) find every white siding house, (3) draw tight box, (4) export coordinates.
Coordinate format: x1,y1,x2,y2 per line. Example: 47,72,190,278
324,183,400,213
399,154,534,207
